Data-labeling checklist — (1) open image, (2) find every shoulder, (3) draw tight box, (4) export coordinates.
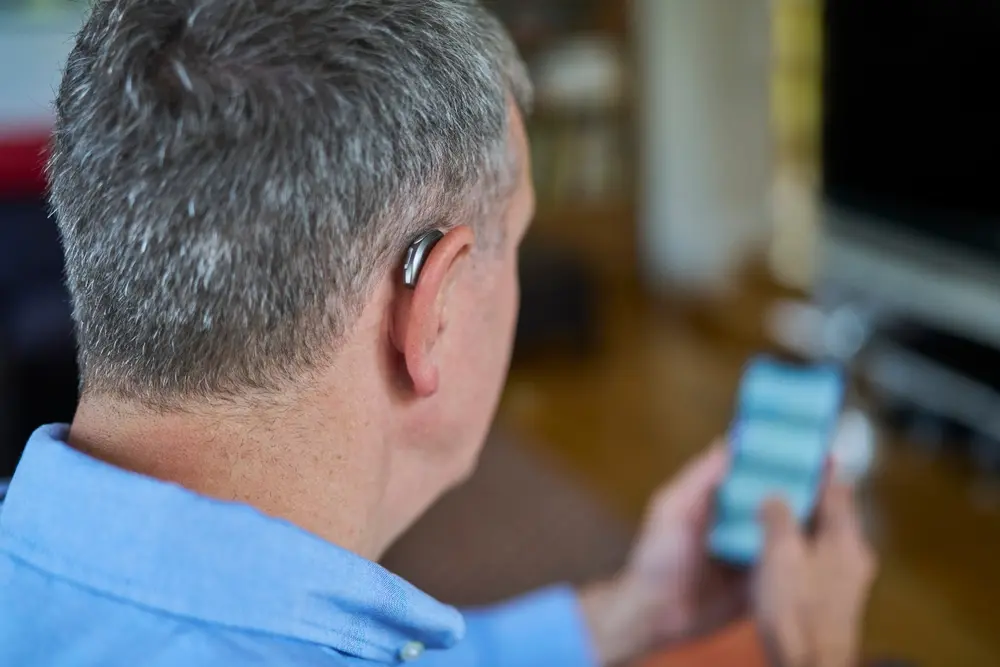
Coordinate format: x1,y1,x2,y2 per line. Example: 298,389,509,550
0,561,356,667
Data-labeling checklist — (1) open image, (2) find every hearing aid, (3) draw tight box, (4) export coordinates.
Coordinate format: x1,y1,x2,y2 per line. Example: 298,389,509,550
402,229,444,288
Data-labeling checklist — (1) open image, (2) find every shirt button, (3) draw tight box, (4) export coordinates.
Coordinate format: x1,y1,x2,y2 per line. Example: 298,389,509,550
399,640,425,662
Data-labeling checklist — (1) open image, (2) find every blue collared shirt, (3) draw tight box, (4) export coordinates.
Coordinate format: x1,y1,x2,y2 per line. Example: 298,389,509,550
0,425,597,666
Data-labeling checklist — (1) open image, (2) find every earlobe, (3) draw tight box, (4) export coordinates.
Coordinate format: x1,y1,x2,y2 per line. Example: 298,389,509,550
389,226,475,397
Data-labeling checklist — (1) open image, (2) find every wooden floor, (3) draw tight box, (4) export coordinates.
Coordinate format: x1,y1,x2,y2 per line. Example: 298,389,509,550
496,280,1000,667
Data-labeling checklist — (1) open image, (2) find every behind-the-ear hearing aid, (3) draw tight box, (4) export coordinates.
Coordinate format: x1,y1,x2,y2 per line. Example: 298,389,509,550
402,229,444,288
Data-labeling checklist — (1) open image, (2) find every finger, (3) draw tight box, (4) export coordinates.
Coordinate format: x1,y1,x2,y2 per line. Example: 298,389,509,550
817,480,861,538
649,439,729,519
760,619,810,667
682,438,729,485
752,553,809,667
760,497,809,570
675,439,730,498
822,453,836,487
756,500,810,667
760,497,797,543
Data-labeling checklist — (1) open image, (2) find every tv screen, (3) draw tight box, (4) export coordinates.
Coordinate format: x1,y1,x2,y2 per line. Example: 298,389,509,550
823,0,1000,258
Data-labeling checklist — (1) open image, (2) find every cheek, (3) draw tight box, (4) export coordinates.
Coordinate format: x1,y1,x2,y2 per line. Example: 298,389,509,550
492,262,520,359
472,264,519,389
510,260,521,323
444,268,517,463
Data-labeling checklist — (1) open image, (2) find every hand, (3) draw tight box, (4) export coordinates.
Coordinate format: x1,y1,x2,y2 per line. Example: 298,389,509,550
755,482,878,667
580,443,748,665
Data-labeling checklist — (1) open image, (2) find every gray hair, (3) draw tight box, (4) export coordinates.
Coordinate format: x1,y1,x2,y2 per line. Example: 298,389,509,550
48,0,532,405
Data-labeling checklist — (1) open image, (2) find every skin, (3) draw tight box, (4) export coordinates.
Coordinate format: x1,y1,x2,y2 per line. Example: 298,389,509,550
756,484,878,667
68,103,875,666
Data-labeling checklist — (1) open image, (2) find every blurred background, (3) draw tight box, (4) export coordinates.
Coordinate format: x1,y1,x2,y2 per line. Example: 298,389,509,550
2,1,1000,665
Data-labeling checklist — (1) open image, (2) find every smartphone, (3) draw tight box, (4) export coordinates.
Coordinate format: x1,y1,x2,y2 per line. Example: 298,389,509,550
708,356,845,565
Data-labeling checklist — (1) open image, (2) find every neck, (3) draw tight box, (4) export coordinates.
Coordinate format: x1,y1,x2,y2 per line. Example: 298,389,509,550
68,388,393,560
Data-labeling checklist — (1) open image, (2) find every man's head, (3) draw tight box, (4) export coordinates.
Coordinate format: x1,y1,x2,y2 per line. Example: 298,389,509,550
51,0,535,547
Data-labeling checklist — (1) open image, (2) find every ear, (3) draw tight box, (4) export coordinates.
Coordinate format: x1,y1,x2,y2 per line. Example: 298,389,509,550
389,226,475,397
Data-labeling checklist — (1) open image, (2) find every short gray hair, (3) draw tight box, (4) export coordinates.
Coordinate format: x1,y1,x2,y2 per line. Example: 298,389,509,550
48,0,531,405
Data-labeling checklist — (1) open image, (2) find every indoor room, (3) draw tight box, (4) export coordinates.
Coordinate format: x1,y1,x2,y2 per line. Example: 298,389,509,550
2,1,999,666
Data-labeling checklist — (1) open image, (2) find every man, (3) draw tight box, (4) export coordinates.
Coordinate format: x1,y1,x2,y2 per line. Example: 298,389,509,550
0,1,876,665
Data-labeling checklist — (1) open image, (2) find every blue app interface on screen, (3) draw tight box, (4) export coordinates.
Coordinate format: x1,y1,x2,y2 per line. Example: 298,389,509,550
709,356,845,565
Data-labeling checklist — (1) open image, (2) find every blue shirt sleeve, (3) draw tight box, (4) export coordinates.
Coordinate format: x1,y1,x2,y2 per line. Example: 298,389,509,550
419,585,598,667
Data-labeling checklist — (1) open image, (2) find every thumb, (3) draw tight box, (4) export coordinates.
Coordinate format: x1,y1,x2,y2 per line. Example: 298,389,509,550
652,440,729,519
760,497,799,548
674,440,730,498
817,481,858,537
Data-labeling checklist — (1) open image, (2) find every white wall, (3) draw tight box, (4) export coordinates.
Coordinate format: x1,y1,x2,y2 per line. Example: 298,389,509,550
634,0,773,295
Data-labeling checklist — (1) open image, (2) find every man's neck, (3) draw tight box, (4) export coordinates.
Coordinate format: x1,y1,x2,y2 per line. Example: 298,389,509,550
67,393,392,559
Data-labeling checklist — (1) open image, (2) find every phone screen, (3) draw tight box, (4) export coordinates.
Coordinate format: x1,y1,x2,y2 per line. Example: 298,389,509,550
708,357,845,565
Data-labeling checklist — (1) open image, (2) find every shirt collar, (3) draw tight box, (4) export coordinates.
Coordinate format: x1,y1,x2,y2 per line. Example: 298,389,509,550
0,424,465,662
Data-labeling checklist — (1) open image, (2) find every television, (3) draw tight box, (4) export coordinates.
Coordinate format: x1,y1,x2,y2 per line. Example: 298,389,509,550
819,0,1000,349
